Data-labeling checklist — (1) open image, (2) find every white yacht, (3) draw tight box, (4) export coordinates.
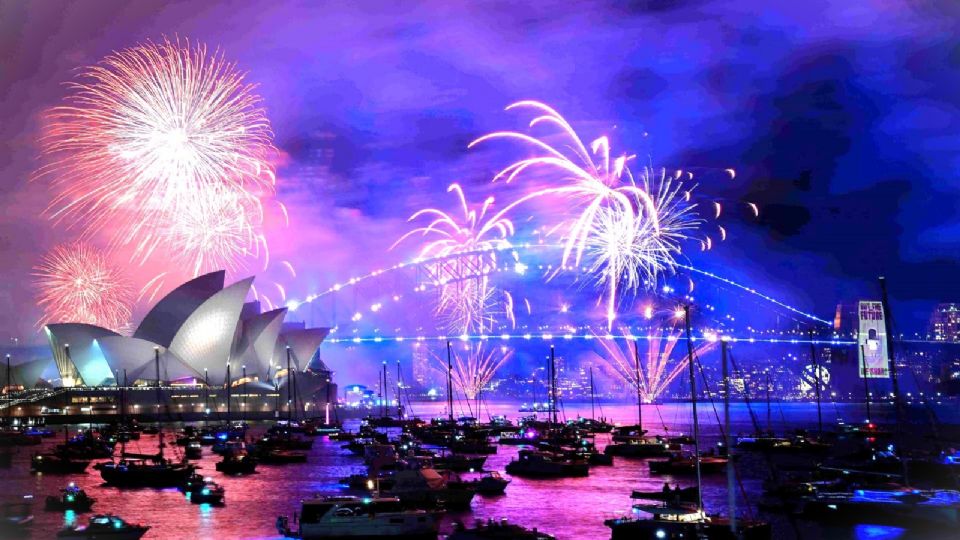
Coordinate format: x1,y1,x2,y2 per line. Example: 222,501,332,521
277,496,438,539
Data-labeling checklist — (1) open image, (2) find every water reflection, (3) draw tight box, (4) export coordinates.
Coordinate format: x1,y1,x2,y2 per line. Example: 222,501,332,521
853,524,907,540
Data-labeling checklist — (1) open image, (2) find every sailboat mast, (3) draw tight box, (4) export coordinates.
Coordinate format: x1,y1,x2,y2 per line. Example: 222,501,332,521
633,339,642,429
589,367,596,422
382,361,388,418
684,305,703,512
286,346,292,422
722,339,736,533
154,347,161,422
6,354,11,425
765,372,772,434
446,341,454,422
550,345,557,425
396,359,403,418
879,276,908,485
809,329,823,436
860,345,872,423
226,362,232,422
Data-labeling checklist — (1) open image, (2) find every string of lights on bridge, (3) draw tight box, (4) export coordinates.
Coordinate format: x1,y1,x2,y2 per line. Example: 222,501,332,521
285,243,832,330
325,333,857,347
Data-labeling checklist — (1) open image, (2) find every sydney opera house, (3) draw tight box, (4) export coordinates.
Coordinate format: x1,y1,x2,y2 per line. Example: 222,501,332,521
4,271,337,422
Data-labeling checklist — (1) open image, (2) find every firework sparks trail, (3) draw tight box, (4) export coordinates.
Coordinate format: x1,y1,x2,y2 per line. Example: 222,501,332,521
38,37,275,266
432,343,511,403
393,183,516,334
586,169,703,327
33,242,133,332
591,324,716,403
469,100,662,268
471,101,712,328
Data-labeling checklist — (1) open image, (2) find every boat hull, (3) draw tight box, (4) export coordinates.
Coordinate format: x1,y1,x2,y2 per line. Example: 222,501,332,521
298,515,438,539
605,517,770,540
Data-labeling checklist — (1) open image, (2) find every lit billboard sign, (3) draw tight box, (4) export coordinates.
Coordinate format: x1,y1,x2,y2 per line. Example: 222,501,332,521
857,301,889,379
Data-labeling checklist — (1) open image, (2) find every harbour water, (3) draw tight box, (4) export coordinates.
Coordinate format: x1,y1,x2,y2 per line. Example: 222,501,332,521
6,401,958,539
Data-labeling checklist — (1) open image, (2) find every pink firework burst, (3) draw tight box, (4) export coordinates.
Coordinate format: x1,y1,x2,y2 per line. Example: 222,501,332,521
33,242,133,332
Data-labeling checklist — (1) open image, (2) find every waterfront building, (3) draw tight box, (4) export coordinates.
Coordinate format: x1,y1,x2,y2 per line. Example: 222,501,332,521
3,271,336,421
930,303,960,343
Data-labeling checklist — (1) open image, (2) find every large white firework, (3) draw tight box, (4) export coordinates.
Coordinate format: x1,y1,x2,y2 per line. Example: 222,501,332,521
38,37,275,265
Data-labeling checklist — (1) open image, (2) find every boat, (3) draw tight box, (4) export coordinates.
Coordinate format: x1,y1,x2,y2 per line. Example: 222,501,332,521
0,498,34,536
57,514,149,539
505,450,589,478
432,453,487,472
575,418,614,434
57,431,115,459
384,468,476,510
497,432,536,446
447,518,555,539
185,441,203,460
215,452,257,474
186,480,225,505
631,485,699,504
32,452,91,474
605,503,771,540
736,434,832,455
649,453,728,475
96,454,195,488
45,483,96,512
449,439,497,455
604,438,673,458
0,430,42,447
179,473,206,493
588,452,614,466
259,448,308,464
611,425,648,443
799,488,960,527
24,427,56,438
448,471,511,496
276,495,439,539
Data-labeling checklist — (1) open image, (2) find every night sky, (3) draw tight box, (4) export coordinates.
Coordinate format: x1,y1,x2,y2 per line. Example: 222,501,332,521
1,0,959,345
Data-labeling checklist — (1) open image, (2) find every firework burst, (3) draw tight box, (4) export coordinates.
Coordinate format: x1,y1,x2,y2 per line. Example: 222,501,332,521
471,101,710,328
586,169,703,327
393,183,515,334
433,343,511,406
469,100,662,267
33,242,133,332
38,37,275,264
592,322,716,403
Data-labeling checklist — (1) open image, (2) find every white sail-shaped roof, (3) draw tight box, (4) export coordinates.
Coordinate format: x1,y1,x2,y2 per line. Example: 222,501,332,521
273,328,330,372
168,277,254,381
236,308,287,377
98,336,167,379
2,358,53,389
134,270,226,348
44,324,120,386
126,349,203,384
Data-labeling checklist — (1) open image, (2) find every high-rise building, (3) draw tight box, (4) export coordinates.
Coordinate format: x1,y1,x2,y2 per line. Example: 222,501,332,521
411,345,433,389
930,303,960,343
